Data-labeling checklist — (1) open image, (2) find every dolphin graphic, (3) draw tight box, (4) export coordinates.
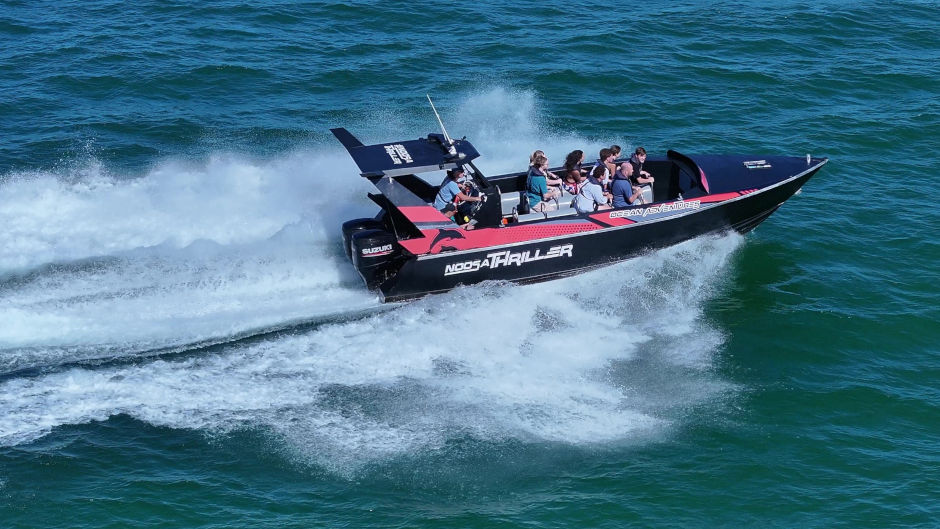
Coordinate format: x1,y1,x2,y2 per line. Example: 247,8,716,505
429,229,465,254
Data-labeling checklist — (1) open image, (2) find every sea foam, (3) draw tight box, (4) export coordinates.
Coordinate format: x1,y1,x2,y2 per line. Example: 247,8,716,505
0,88,740,472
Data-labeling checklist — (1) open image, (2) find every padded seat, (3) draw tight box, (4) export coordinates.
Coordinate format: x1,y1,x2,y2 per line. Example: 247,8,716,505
544,207,578,219
505,187,579,221
515,211,548,222
501,191,522,216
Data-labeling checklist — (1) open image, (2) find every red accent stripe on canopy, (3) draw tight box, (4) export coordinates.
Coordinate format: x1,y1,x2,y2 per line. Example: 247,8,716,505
699,168,710,194
398,205,450,223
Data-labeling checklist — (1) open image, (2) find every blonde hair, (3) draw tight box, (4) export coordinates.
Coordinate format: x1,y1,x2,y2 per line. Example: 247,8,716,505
529,150,545,165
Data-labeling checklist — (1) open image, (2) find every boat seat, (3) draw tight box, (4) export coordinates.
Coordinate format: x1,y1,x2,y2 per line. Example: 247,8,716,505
501,186,576,217
558,189,577,209
544,207,578,219
501,191,522,216
506,186,580,221
515,210,548,223
512,190,580,222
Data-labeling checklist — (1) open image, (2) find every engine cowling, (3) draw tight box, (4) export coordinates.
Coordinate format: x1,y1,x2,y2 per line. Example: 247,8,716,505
341,218,385,260
350,229,401,289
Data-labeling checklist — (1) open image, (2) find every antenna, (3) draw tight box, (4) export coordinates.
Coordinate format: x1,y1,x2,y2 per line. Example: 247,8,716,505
427,94,457,156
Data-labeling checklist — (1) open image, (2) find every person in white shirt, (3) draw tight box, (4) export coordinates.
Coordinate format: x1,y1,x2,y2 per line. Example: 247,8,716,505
574,166,612,214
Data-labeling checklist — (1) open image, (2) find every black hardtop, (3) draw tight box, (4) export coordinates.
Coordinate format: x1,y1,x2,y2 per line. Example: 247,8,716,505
331,128,480,179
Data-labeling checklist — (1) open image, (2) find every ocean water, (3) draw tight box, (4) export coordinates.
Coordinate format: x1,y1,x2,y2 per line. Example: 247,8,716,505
1,1,938,527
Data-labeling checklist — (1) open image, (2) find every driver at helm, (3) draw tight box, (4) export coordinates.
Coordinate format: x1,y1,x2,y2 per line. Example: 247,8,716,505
434,166,482,220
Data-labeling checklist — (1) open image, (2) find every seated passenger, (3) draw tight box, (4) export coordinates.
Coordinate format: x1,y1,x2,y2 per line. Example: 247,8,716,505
527,154,561,212
434,167,482,220
529,149,544,168
611,163,643,208
563,149,585,194
530,149,562,187
591,148,616,193
562,171,579,195
629,147,654,186
573,166,612,214
607,144,622,178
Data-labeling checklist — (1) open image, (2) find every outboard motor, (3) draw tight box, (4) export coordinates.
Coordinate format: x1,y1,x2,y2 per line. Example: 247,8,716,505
350,229,402,290
342,218,385,260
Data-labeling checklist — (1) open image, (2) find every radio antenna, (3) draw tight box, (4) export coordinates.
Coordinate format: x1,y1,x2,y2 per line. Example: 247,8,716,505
427,94,457,155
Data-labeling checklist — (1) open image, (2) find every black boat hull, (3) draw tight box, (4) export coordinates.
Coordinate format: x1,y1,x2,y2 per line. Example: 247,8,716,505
376,166,817,302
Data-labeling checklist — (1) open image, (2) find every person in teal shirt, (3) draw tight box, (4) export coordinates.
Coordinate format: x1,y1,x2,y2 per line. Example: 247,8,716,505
527,154,560,212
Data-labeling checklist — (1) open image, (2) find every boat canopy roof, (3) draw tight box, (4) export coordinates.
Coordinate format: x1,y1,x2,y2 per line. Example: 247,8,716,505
331,128,480,179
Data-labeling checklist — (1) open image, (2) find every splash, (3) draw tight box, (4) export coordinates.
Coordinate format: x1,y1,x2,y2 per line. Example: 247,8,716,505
0,87,743,471
451,87,632,173
0,148,370,272
0,147,387,368
0,87,637,370
0,235,743,470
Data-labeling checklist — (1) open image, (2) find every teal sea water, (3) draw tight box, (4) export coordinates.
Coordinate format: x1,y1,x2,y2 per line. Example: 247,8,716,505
1,1,938,527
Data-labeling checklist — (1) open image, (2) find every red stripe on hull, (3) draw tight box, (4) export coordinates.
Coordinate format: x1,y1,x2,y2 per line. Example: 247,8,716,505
400,221,602,255
698,191,743,203
593,214,635,227
400,190,758,255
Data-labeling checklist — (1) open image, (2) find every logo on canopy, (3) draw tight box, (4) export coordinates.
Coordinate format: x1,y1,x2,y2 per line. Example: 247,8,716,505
384,144,414,165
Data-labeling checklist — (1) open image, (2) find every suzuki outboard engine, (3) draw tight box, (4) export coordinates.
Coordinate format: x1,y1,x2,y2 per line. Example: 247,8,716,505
350,229,401,290
342,218,385,260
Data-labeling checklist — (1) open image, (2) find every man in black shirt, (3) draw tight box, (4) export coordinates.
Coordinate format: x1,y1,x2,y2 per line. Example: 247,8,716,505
629,147,655,187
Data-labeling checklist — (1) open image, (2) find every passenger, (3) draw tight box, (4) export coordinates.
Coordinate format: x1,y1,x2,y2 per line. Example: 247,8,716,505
606,144,622,178
562,170,579,195
574,166,612,214
591,148,616,192
611,163,643,208
530,149,562,187
434,167,482,220
563,149,585,194
529,149,544,167
527,154,561,212
629,147,654,187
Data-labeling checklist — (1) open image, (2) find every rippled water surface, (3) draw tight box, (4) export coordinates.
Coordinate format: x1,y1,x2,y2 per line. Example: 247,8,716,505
1,1,938,527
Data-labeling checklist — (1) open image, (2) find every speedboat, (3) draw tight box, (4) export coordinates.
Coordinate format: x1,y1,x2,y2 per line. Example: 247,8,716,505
333,128,828,302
